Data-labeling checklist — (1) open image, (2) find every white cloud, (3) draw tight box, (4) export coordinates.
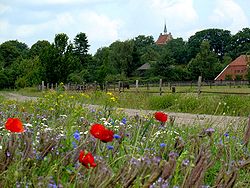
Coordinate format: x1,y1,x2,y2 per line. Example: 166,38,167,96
0,20,10,33
10,10,121,53
16,0,114,5
209,0,249,33
146,0,198,28
78,11,122,42
0,3,10,14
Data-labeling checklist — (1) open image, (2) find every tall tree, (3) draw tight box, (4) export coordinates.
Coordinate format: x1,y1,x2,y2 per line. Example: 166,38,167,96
227,28,250,59
54,33,69,55
0,40,29,67
187,29,231,60
164,38,188,65
152,48,176,80
109,40,135,77
73,32,90,66
187,41,221,80
29,40,51,57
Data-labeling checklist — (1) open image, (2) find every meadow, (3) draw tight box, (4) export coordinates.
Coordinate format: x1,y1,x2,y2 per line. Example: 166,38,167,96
0,89,250,187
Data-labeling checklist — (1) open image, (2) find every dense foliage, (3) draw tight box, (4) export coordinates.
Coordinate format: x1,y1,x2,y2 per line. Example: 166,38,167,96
0,28,250,89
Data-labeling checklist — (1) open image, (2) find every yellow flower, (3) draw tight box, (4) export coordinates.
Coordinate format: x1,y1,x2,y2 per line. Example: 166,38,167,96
81,93,90,98
110,97,116,102
107,92,113,96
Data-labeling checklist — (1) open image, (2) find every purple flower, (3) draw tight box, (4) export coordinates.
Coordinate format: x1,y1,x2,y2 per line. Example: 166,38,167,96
205,128,215,133
182,159,190,166
205,128,215,136
160,143,166,148
169,151,178,158
107,145,114,150
224,132,229,137
121,118,127,124
73,130,80,141
114,134,121,139
72,141,77,149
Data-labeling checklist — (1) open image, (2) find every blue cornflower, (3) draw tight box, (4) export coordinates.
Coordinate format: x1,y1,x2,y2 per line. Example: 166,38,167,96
72,141,77,149
73,130,80,141
224,132,229,137
107,145,114,150
160,143,166,148
48,183,57,188
121,118,127,124
114,134,121,139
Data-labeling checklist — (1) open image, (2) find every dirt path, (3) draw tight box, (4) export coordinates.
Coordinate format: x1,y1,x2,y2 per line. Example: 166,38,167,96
2,93,248,128
1,93,37,101
84,104,248,128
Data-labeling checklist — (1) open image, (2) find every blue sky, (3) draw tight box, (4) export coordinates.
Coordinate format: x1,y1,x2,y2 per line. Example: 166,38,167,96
0,0,249,54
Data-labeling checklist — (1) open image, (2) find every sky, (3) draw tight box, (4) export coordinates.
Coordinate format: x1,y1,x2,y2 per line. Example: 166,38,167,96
0,0,249,54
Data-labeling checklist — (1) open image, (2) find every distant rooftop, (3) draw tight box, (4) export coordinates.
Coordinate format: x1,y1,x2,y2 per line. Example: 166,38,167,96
137,63,151,70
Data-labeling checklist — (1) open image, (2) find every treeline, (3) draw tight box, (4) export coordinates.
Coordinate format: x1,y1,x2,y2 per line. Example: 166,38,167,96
0,28,250,89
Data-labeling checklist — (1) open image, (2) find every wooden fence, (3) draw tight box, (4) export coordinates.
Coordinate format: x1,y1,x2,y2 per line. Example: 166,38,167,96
38,79,250,95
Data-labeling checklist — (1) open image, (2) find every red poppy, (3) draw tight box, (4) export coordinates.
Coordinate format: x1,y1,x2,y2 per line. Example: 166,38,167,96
5,118,24,133
154,112,168,123
79,150,97,168
98,129,114,143
90,123,114,142
90,124,105,138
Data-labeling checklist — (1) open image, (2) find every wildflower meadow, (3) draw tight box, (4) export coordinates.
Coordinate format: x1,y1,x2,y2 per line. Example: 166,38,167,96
0,90,250,187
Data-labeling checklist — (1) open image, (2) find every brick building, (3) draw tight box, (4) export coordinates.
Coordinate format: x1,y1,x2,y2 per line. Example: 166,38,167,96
214,55,250,81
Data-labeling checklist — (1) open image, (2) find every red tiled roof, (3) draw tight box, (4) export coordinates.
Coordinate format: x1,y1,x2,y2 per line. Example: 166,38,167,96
230,55,249,66
155,33,172,45
214,55,249,80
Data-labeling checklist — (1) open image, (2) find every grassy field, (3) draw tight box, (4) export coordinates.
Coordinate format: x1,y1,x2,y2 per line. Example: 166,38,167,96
110,84,250,94
0,89,250,187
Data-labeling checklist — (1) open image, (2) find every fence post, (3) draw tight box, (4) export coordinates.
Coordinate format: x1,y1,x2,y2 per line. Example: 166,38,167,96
136,80,139,92
47,83,49,90
42,81,45,91
105,81,108,92
159,79,162,95
122,81,124,92
118,81,121,92
197,76,202,95
94,81,97,91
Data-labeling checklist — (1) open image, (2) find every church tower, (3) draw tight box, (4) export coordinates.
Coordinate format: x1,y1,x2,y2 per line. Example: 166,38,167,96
155,22,173,45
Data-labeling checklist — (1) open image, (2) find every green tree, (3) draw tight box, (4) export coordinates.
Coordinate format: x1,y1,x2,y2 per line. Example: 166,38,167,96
227,28,250,59
151,49,176,80
187,41,221,80
109,40,136,77
40,33,82,83
15,56,45,86
0,40,29,67
29,40,51,57
187,29,231,61
164,38,188,65
74,32,89,55
0,71,8,89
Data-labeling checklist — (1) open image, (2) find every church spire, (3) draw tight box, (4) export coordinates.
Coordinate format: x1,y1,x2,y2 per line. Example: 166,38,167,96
164,20,167,34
